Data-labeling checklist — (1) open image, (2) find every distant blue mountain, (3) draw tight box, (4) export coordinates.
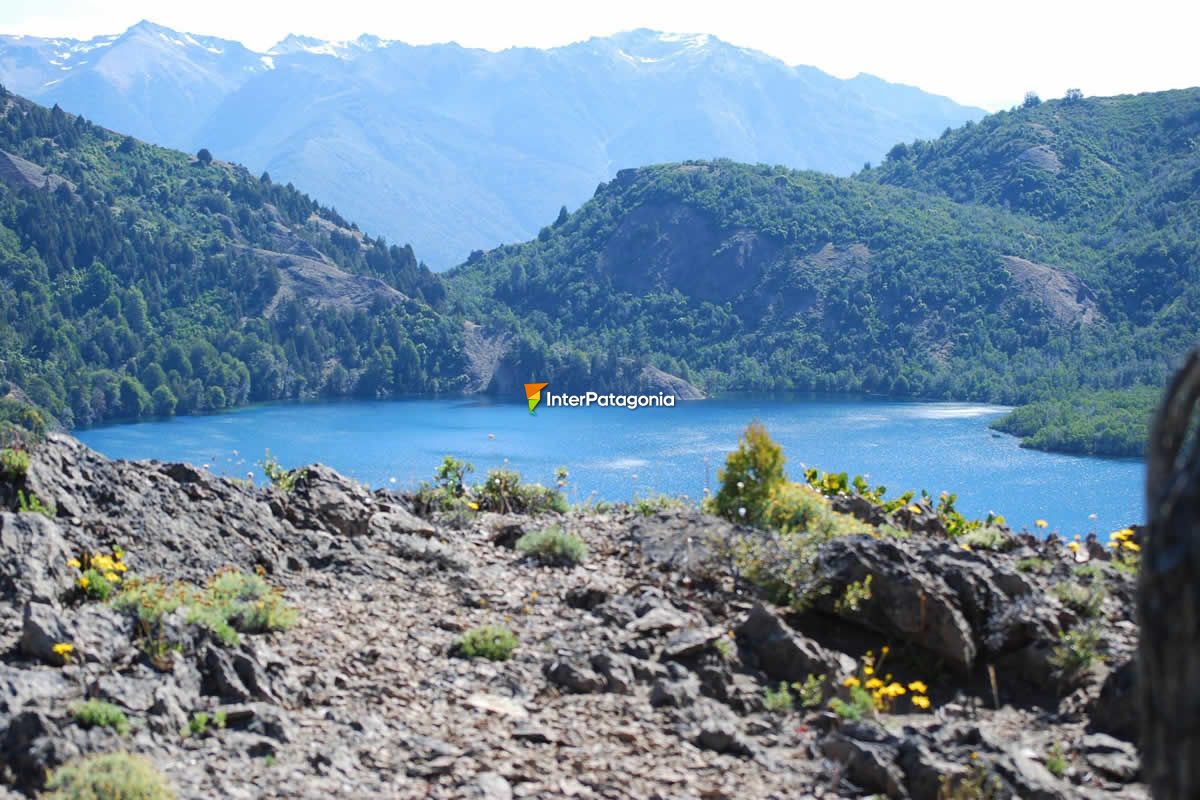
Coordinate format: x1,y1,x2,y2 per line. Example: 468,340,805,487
0,22,984,267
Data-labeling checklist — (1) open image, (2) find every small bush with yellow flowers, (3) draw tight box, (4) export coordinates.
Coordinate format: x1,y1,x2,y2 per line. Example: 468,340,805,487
833,647,933,719
68,547,129,602
1107,527,1140,574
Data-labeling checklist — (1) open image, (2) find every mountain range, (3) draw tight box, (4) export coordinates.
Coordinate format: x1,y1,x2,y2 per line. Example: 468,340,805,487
0,21,984,267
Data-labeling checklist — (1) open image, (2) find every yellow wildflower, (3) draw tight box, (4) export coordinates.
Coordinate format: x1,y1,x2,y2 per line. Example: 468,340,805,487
52,642,74,656
863,666,874,676
1122,541,1140,552
77,575,90,589
103,571,120,583
886,683,906,697
842,676,861,688
865,678,884,690
1067,541,1081,554
466,501,480,511
1035,519,1048,529
67,558,81,569
881,646,890,655
912,695,931,709
907,680,928,694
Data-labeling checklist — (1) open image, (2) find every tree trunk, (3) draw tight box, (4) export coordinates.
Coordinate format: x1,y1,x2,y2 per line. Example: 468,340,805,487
1139,347,1200,798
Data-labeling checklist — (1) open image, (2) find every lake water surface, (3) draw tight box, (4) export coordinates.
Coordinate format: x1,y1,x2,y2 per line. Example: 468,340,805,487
76,395,1144,535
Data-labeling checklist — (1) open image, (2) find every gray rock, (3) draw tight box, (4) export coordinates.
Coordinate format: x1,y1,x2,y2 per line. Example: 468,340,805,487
997,746,1069,799
19,602,70,665
288,464,374,537
590,652,635,694
736,603,852,686
385,534,468,572
695,716,756,758
626,605,688,635
368,509,436,539
565,582,611,610
480,514,527,549
0,513,75,605
219,702,295,742
662,626,725,660
1089,659,1137,742
0,664,70,714
814,536,1040,672
473,771,513,800
545,657,606,694
649,678,699,708
1081,733,1140,782
820,728,909,799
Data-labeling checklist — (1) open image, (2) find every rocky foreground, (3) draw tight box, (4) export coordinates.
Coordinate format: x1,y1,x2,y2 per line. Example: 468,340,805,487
1,436,1145,798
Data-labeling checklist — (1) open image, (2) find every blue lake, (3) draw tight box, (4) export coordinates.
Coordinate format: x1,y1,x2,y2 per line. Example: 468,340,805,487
76,395,1144,536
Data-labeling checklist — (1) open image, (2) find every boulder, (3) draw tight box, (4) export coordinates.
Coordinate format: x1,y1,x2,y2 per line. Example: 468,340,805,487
0,513,76,605
736,603,853,684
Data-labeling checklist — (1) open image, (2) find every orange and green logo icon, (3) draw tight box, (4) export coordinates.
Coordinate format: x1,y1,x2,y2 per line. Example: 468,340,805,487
524,382,549,414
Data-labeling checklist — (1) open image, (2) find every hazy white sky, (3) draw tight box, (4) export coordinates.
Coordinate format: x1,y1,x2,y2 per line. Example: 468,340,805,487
1,0,1197,110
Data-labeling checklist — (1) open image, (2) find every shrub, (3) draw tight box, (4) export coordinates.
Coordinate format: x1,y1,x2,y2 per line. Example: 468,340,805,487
0,447,30,479
260,450,305,493
959,526,1017,552
1050,623,1102,684
113,569,296,650
455,625,518,661
829,685,875,721
515,526,587,566
722,483,869,609
1045,742,1067,777
835,575,873,614
45,752,174,800
16,489,54,517
797,674,827,709
187,710,226,737
1016,557,1052,574
203,570,298,634
72,700,130,734
710,422,785,525
476,468,567,515
761,482,871,538
937,760,1005,799
70,549,128,601
762,682,794,713
713,636,735,661
1053,581,1105,619
631,493,689,516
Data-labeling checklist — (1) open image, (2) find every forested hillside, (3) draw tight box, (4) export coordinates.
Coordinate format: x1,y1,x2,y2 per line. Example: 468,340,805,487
863,89,1200,328
449,153,1187,409
0,87,464,429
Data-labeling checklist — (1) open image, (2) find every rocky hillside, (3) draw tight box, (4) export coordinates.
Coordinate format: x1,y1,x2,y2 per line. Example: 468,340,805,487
1,437,1145,798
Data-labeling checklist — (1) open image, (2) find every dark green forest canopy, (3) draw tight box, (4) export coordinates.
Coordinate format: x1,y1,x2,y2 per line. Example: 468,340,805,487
0,88,466,428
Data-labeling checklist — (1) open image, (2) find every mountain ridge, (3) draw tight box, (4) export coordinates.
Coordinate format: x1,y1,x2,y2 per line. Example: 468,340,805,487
0,20,985,267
